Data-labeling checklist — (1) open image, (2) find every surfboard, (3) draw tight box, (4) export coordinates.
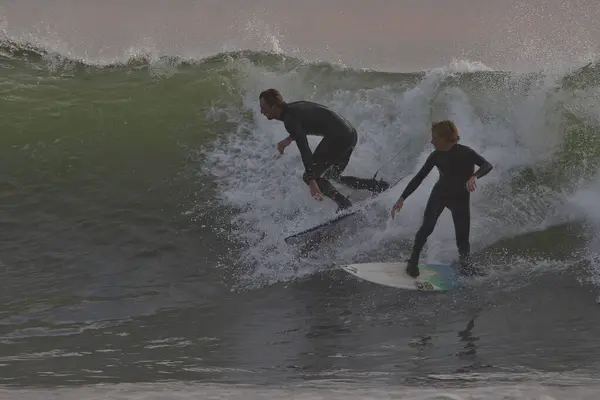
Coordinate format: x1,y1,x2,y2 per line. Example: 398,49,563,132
340,261,461,291
284,208,362,245
284,188,386,246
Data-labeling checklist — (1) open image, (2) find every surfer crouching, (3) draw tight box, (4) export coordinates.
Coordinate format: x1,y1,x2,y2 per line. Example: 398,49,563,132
259,88,390,211
391,120,493,277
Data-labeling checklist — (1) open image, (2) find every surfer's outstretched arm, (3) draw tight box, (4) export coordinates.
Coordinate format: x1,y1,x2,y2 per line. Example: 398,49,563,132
399,153,435,201
391,154,435,219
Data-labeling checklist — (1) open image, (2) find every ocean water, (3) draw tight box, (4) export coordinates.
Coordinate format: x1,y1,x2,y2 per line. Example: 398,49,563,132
1,19,600,399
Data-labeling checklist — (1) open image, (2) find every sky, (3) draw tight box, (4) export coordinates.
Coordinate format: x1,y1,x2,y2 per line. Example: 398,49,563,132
1,0,599,71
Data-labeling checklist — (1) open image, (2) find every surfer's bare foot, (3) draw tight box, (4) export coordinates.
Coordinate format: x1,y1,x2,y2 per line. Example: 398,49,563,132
406,260,419,278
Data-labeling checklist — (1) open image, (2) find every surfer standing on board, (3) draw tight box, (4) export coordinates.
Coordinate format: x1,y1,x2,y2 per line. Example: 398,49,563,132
390,120,493,277
259,88,390,211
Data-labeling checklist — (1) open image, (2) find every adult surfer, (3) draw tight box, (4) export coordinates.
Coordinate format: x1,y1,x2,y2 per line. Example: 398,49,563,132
391,120,493,277
259,88,390,211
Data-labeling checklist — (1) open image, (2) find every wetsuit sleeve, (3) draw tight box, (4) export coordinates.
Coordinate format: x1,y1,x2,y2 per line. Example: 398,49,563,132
283,118,315,180
467,147,493,179
400,153,436,200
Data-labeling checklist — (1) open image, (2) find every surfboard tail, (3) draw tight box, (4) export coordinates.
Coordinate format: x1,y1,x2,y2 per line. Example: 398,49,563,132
284,210,363,245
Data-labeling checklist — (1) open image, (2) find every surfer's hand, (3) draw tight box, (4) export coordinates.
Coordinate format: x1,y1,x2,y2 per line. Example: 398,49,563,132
277,138,292,155
391,198,404,219
309,180,323,201
277,140,287,155
466,176,477,192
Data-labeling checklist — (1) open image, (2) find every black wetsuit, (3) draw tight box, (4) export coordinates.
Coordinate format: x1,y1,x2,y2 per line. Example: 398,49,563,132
399,143,493,276
279,101,388,209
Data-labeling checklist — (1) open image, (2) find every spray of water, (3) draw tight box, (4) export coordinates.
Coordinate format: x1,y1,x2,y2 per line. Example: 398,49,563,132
182,10,600,290
204,58,593,288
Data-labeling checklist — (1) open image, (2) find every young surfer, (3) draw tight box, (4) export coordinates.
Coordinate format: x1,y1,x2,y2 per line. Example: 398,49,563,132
391,120,493,277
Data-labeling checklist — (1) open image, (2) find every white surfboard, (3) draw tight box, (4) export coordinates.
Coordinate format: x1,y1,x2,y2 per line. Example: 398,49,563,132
341,261,460,291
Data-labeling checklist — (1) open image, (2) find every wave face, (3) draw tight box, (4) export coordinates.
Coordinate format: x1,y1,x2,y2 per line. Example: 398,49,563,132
3,39,600,285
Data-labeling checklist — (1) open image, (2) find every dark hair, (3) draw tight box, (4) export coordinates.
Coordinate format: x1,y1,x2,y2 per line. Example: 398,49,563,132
432,120,460,142
259,88,285,107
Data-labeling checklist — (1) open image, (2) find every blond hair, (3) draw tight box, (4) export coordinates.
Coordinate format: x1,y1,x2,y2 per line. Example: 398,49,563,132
432,120,460,143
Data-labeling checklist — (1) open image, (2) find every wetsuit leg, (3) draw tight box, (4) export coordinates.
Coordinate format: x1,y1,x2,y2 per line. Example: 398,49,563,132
322,144,352,181
448,193,476,276
406,188,446,277
307,138,352,210
323,131,390,194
